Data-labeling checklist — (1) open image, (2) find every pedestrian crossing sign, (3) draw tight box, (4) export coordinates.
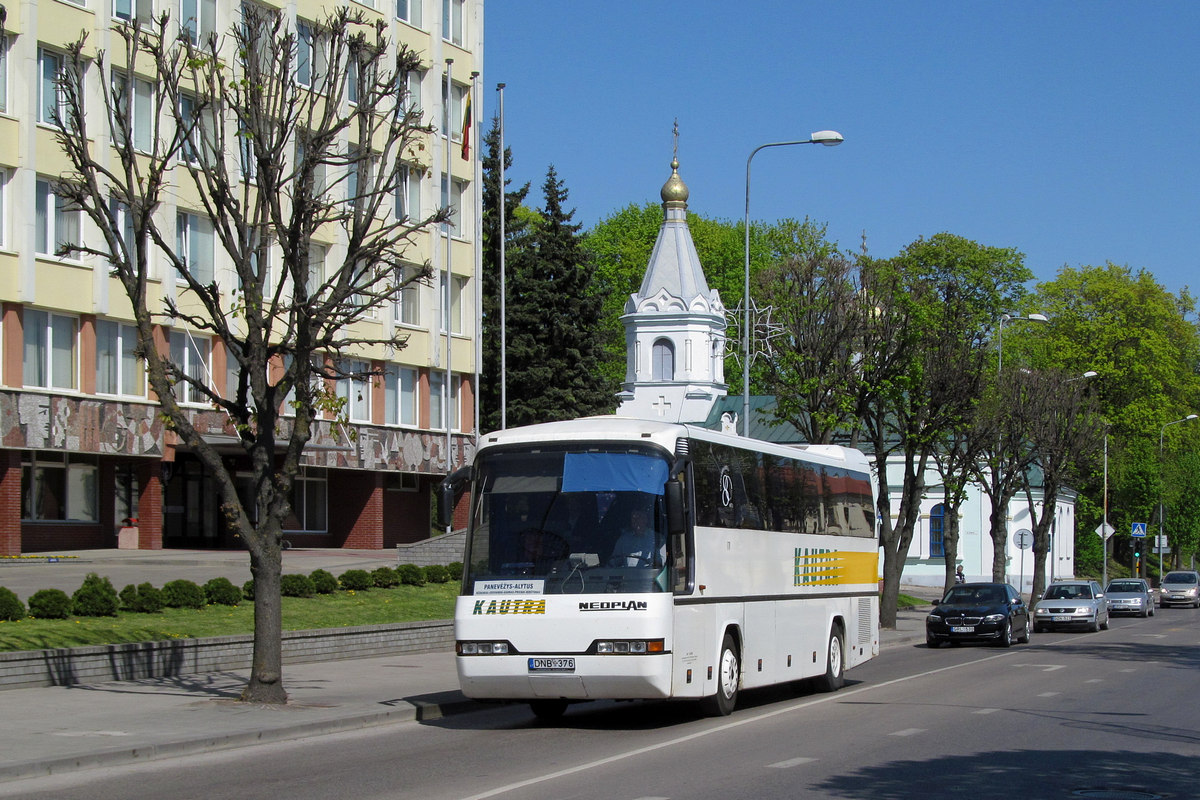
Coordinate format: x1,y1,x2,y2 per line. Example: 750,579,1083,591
1131,522,1147,538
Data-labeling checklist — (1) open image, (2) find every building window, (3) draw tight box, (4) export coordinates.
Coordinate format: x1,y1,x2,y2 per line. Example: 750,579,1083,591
429,371,459,431
23,310,78,390
176,212,215,284
397,0,422,27
384,364,418,426
114,0,153,24
0,36,9,114
22,452,99,522
438,273,466,334
111,71,155,153
285,468,328,532
180,0,217,44
929,503,945,558
652,339,675,381
169,329,211,404
400,69,423,116
441,81,468,142
336,360,371,423
442,0,463,46
96,319,146,397
36,179,82,258
396,163,421,222
440,176,467,237
395,265,421,326
296,21,326,88
178,93,217,166
38,48,66,126
0,169,7,249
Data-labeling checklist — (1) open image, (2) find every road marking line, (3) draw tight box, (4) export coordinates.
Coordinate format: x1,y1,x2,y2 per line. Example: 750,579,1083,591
769,757,817,768
973,708,1000,715
1037,692,1061,697
1085,679,1103,683
889,728,925,737
1014,664,1066,671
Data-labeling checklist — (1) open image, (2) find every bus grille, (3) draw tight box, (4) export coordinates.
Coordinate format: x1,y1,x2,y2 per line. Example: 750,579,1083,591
857,598,872,644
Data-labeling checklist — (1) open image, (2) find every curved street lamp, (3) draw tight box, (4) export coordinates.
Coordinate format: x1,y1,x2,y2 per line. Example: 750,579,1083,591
742,131,843,437
996,313,1049,374
1158,413,1200,575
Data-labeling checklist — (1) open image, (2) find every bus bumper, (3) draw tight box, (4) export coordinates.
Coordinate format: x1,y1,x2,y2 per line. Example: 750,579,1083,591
456,654,674,701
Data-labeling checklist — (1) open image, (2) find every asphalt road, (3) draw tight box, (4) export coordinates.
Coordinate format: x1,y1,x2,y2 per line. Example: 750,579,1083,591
4,606,1195,800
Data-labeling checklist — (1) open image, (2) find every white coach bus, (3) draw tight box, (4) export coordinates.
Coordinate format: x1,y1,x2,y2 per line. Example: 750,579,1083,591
443,416,879,719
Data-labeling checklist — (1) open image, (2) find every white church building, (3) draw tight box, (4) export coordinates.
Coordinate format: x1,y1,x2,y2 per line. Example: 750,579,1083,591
614,156,1078,593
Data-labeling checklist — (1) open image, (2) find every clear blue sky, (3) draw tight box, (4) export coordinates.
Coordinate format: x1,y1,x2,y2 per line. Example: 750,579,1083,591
483,2,1197,298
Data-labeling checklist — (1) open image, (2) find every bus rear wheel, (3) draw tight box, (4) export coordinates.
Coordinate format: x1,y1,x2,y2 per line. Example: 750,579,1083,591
701,633,740,716
813,627,845,692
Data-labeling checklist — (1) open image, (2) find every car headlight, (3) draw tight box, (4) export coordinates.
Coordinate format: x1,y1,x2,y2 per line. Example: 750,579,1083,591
1188,588,1198,597
983,614,1005,623
926,614,942,623
1077,607,1091,614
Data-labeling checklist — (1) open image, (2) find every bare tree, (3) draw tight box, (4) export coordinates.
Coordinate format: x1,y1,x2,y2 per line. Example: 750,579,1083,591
51,8,444,702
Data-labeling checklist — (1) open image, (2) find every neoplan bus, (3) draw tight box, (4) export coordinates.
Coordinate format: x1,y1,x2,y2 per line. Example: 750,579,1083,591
442,416,879,719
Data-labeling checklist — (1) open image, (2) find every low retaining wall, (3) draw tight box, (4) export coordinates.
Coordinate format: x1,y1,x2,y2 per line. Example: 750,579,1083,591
0,620,454,691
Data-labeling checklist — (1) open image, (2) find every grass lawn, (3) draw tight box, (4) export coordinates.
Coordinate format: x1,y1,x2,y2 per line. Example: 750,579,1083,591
0,582,459,652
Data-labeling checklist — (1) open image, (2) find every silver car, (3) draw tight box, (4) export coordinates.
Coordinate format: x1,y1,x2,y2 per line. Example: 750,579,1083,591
1159,570,1200,608
1034,580,1109,632
1105,578,1155,617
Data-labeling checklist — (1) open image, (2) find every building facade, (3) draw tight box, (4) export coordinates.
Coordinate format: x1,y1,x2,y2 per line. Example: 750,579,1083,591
0,0,483,554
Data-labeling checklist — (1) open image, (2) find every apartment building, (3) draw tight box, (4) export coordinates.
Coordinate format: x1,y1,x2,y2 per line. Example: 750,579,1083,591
0,0,483,554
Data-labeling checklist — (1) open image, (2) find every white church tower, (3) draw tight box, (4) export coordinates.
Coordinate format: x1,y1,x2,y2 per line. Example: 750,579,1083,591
616,153,728,423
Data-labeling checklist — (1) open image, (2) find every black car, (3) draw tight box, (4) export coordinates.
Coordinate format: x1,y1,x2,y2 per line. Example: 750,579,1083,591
926,582,1031,648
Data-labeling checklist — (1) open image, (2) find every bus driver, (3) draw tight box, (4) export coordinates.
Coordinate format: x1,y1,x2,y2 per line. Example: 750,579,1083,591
608,503,665,568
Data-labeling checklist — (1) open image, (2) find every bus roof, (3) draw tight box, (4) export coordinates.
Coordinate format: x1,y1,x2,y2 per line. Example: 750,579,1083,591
475,416,870,472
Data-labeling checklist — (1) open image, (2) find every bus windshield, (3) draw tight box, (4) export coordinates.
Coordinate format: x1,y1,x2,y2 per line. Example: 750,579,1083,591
463,446,672,595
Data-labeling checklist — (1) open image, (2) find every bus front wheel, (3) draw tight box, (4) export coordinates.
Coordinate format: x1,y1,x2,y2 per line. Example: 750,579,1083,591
813,627,845,692
701,633,740,716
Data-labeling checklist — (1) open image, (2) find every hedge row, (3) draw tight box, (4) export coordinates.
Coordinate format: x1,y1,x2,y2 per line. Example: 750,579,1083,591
0,562,463,622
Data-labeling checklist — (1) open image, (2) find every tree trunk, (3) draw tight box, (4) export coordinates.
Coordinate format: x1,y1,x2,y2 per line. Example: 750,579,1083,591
986,501,1009,583
242,537,287,704
942,501,962,596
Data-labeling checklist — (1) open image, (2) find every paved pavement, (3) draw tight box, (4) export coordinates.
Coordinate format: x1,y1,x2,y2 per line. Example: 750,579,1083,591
0,549,941,782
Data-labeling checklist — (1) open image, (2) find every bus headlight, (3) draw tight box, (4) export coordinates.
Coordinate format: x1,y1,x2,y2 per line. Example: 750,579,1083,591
594,639,664,654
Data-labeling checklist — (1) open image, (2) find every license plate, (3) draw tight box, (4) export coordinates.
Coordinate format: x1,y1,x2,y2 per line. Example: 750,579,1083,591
950,626,974,634
1052,615,1073,622
528,657,575,672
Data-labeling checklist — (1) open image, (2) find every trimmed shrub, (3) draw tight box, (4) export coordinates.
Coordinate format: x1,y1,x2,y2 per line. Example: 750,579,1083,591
338,569,372,591
280,573,315,598
371,566,400,589
28,588,73,620
162,579,206,609
242,579,255,601
397,563,425,586
422,564,449,584
310,569,339,594
72,573,119,617
446,562,464,580
204,577,242,606
119,583,164,613
0,587,26,621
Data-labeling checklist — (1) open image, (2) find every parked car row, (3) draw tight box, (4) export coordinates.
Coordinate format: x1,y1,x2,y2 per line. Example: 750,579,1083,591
925,571,1200,648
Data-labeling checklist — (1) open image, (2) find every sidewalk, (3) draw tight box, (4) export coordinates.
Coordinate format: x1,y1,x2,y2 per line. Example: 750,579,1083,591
0,549,936,782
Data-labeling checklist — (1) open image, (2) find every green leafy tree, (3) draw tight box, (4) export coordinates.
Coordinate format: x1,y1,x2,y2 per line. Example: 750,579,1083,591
480,117,531,433
506,167,616,425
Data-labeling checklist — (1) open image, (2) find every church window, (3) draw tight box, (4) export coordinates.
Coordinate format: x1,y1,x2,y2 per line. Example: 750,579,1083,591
652,339,675,381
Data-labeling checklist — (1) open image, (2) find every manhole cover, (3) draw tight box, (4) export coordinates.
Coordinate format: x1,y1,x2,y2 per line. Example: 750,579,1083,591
1073,791,1162,800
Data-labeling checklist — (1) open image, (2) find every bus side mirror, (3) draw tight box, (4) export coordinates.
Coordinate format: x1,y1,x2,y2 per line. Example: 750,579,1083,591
665,479,686,536
438,466,471,529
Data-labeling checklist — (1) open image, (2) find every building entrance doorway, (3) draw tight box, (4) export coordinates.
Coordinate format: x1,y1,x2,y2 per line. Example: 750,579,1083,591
162,458,220,548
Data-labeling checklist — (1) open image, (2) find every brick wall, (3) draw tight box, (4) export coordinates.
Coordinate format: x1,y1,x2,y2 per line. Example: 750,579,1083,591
0,451,19,556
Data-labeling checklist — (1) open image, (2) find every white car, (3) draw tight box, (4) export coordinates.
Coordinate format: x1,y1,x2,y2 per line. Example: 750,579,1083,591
1159,571,1200,608
1034,580,1109,632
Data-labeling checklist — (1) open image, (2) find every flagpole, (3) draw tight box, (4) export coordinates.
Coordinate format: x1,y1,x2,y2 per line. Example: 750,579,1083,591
470,70,481,450
497,82,507,430
443,57,454,494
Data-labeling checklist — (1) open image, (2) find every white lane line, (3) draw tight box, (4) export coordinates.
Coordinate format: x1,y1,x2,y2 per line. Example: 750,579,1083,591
1037,692,1061,697
1085,679,1103,684
973,708,1000,715
769,757,817,769
889,728,926,737
458,649,1055,800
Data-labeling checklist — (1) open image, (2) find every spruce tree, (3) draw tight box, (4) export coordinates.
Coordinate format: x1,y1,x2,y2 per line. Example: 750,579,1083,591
506,167,617,426
480,117,530,433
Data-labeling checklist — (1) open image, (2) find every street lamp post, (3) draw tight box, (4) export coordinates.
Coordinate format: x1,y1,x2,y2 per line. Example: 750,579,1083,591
996,312,1049,374
1158,414,1199,577
742,131,843,437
